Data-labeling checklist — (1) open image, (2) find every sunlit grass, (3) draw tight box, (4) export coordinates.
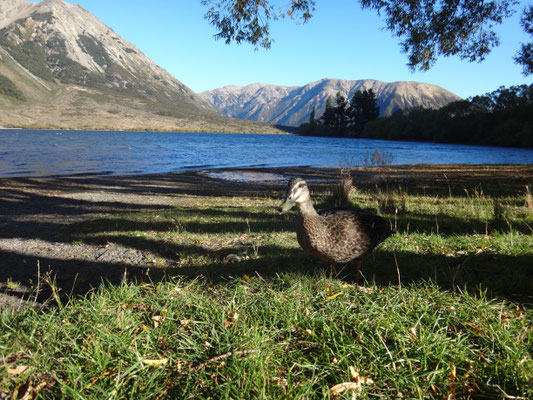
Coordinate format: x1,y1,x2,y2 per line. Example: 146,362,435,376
1,277,531,399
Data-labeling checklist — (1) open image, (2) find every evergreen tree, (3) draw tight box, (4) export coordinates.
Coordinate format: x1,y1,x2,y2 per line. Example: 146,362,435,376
348,89,380,132
333,91,348,130
309,105,316,124
320,96,336,128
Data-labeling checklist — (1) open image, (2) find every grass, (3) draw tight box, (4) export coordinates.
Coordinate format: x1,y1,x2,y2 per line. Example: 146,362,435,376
1,166,532,399
1,278,531,399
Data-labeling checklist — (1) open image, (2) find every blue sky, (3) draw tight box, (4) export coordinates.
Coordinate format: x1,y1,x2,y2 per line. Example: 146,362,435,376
60,0,531,99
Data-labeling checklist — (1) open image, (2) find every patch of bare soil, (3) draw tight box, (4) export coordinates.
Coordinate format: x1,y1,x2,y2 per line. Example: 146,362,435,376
1,165,531,311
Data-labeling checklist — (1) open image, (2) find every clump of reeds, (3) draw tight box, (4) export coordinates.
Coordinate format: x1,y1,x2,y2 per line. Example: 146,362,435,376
361,149,394,168
331,167,353,207
492,198,507,229
526,185,533,210
376,184,407,215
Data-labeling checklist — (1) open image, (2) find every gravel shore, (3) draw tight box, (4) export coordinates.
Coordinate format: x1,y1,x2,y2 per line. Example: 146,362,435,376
0,167,340,311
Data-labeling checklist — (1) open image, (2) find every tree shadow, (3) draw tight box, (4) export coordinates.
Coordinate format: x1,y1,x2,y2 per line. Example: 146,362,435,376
1,167,532,310
3,228,531,308
365,250,533,304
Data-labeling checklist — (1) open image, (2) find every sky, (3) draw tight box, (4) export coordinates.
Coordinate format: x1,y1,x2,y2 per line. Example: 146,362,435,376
58,0,532,99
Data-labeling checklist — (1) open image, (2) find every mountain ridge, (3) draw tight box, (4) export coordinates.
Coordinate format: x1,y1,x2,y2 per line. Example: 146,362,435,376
0,0,285,133
200,79,462,127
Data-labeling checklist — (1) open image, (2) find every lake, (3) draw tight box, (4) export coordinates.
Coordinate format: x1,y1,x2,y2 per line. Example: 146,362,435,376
1,129,532,177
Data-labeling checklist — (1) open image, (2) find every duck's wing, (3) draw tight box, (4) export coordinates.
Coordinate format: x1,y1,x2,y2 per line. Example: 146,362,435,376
353,209,393,246
320,208,392,249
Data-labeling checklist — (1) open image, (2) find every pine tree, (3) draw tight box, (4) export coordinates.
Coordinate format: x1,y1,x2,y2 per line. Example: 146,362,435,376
320,96,336,128
333,91,348,130
348,89,380,132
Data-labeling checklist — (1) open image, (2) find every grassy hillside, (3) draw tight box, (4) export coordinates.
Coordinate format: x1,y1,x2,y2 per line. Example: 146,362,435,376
0,3,288,134
0,48,288,133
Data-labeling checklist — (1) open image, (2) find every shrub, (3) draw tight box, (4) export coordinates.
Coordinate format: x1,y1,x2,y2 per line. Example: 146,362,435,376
0,74,25,100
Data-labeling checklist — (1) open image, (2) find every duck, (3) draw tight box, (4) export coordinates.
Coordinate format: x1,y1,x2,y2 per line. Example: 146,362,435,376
278,177,392,279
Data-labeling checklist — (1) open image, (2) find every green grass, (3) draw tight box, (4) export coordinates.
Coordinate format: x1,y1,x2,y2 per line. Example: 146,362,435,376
1,278,531,399
1,171,532,399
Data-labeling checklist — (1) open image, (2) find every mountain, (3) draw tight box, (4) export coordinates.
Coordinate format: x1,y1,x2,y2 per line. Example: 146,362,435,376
200,79,462,127
0,0,284,133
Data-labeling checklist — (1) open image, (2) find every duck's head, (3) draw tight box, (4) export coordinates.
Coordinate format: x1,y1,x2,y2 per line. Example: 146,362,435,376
278,178,310,213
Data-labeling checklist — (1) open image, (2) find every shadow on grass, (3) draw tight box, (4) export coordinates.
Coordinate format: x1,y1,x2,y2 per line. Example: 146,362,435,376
68,205,531,242
1,167,532,310
5,208,528,306
2,240,531,308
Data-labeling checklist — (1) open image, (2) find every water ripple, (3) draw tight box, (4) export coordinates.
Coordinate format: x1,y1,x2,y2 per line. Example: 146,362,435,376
1,129,532,177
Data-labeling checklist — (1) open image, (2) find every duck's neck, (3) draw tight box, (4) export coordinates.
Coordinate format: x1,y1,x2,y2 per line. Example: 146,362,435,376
296,199,319,218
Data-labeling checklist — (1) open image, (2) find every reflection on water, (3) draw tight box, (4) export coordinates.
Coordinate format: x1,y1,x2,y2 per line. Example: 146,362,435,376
1,129,532,177
203,171,287,183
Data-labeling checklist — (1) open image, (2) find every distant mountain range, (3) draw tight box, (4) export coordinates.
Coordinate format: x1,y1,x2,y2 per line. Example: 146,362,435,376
0,0,283,133
200,79,462,127
0,0,461,133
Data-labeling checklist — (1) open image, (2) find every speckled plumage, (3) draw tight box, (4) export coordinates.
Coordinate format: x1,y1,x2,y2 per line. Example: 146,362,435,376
279,178,391,267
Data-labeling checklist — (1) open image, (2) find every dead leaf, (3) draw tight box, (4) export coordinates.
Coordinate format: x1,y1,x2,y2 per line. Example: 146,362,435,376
349,367,374,385
515,305,523,318
357,286,374,294
330,382,361,394
19,381,48,400
7,365,31,376
224,311,239,327
152,315,164,328
86,368,117,388
430,383,440,394
449,363,457,382
325,292,343,301
332,368,374,394
5,351,27,363
272,377,288,386
142,358,169,367
465,322,483,334
408,326,417,339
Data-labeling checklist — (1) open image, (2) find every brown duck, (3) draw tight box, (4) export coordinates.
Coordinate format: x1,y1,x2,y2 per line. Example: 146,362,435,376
278,178,391,278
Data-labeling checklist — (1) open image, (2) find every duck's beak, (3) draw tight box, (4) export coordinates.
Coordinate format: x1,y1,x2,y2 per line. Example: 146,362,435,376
278,197,295,213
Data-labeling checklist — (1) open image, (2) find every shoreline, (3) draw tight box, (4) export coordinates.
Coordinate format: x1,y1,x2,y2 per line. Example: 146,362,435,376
0,127,293,135
1,162,532,180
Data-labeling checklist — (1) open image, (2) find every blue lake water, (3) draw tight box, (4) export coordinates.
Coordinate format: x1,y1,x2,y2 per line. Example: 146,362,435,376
0,129,532,177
